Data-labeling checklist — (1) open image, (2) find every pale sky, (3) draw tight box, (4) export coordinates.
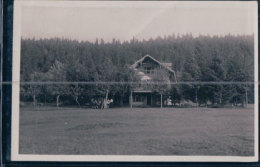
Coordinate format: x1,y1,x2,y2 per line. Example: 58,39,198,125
19,1,257,42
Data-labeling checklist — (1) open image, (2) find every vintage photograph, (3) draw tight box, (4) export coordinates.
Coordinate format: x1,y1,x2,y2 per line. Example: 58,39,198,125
11,0,258,162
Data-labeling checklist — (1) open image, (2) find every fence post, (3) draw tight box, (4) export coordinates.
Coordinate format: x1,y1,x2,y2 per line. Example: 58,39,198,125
160,93,163,108
130,91,133,108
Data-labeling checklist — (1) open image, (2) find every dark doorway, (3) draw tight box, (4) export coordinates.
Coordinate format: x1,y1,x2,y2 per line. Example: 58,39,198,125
147,94,151,105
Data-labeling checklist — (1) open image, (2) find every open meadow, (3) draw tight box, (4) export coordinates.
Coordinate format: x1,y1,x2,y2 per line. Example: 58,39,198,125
19,106,254,156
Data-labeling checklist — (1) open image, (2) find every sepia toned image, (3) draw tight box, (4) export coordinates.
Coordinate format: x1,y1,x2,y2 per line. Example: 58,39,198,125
11,0,258,162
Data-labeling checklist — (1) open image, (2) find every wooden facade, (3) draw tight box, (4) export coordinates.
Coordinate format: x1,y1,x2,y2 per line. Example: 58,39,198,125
129,55,177,108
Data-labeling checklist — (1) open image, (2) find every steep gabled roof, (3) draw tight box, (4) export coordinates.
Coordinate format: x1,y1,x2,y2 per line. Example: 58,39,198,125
130,54,177,82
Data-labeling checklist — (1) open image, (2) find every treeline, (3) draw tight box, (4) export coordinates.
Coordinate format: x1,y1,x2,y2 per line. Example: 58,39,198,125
20,34,254,107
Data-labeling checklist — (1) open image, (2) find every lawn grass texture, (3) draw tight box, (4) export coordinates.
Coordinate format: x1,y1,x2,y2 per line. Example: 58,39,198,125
19,106,254,156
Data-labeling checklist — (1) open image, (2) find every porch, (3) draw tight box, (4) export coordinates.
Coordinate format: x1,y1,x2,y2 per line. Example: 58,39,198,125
129,90,165,108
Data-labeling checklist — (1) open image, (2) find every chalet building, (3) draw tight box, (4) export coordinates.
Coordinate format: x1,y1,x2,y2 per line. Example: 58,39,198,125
129,55,177,108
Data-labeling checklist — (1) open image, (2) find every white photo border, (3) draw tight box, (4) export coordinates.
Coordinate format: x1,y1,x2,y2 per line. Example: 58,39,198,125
11,0,259,162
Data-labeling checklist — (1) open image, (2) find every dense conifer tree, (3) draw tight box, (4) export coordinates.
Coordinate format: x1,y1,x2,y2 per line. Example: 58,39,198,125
20,34,254,107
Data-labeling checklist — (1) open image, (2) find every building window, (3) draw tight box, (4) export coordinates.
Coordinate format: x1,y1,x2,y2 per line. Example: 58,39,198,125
134,95,143,102
144,66,154,74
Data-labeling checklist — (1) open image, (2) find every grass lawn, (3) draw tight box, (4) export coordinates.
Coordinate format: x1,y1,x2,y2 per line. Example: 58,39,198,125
19,106,254,156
